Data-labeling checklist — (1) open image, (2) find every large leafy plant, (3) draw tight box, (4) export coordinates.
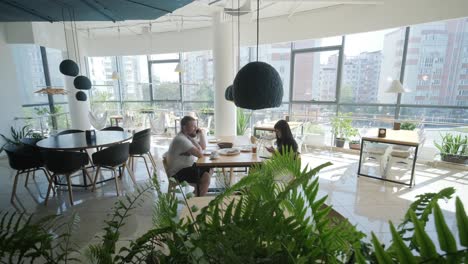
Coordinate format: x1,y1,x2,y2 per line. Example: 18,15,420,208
434,133,467,156
1,153,467,263
0,125,34,153
331,112,358,140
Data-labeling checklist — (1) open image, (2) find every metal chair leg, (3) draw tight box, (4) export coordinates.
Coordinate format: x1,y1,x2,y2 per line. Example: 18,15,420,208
39,168,56,196
92,166,102,192
113,168,120,196
44,173,56,206
11,171,20,203
24,170,30,187
123,162,137,185
147,152,157,169
141,156,152,180
66,174,74,206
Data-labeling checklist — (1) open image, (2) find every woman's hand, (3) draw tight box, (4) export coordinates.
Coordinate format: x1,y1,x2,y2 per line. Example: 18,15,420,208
265,146,274,153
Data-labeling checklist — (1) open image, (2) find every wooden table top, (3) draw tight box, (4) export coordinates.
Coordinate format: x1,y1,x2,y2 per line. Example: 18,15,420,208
254,121,303,131
37,131,133,150
196,136,265,168
362,129,420,146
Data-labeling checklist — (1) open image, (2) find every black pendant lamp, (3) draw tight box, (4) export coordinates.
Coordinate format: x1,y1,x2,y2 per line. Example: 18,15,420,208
59,59,79,77
75,91,87,101
226,0,283,110
73,75,92,90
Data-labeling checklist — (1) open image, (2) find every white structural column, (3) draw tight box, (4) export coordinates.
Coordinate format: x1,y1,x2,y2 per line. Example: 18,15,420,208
64,31,91,130
213,12,236,136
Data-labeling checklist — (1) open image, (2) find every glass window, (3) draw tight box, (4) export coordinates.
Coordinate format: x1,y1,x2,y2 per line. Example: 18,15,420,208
11,44,47,105
151,62,181,100
46,48,67,103
402,17,468,107
342,28,405,104
292,50,339,101
293,36,342,49
338,105,397,128
120,56,150,101
181,51,214,101
88,56,120,101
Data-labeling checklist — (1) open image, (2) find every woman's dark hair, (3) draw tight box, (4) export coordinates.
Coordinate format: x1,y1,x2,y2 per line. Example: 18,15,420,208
274,120,298,153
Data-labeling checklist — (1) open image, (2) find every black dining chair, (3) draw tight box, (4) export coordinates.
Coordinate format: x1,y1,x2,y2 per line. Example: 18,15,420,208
4,143,53,203
42,150,90,206
91,143,136,196
128,128,156,179
101,126,124,132
55,129,84,136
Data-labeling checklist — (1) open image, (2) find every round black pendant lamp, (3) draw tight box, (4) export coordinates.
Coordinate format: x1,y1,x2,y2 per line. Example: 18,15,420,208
58,8,92,102
225,0,283,110
75,91,87,101
73,75,92,90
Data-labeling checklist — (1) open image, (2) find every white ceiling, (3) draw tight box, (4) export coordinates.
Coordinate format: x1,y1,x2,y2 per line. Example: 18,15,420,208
75,0,384,38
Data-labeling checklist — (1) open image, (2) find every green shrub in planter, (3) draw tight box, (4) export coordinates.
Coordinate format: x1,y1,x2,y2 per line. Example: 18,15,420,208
401,122,417,131
331,113,358,148
434,133,468,164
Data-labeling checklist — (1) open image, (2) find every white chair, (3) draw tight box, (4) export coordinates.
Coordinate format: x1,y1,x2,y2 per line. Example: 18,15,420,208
88,111,108,130
385,126,426,178
361,142,390,176
150,112,167,135
122,112,135,133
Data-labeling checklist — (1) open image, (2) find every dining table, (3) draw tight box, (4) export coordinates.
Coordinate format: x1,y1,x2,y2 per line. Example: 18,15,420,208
357,129,419,187
37,131,133,188
197,136,266,187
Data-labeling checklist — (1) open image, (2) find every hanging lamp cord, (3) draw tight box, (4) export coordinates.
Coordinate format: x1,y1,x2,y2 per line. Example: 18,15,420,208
256,0,259,61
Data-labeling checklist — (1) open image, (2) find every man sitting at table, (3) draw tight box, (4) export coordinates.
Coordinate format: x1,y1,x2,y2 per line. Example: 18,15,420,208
165,116,212,196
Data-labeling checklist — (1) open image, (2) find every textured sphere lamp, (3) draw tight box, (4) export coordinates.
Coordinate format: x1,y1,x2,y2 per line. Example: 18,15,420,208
73,75,92,90
75,91,87,101
230,61,283,110
59,59,79,77
225,85,234,101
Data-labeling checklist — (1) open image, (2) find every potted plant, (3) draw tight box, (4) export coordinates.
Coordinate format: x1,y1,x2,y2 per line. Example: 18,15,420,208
1,152,467,263
400,122,417,131
331,112,357,148
237,108,251,136
348,139,361,150
0,125,35,153
434,133,468,164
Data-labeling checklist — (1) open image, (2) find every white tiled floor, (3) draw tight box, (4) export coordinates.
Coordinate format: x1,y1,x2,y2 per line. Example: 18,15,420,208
0,135,467,254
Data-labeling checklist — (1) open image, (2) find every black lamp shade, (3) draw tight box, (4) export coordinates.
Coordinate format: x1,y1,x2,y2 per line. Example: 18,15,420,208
232,61,283,110
75,91,87,101
225,85,234,101
59,59,79,77
73,75,92,90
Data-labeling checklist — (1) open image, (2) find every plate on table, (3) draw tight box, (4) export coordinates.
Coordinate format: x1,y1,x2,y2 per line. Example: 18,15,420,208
240,146,252,152
218,148,240,156
202,150,212,156
208,138,221,143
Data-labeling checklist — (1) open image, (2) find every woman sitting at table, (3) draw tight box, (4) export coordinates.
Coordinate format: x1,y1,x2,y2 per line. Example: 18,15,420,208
266,120,299,155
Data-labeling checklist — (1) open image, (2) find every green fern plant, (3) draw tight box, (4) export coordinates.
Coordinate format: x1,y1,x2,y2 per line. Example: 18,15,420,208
0,211,80,263
357,187,468,263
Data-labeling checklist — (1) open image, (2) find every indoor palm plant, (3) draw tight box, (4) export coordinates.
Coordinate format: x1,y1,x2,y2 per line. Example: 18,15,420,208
1,152,468,263
434,133,468,164
331,112,358,148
